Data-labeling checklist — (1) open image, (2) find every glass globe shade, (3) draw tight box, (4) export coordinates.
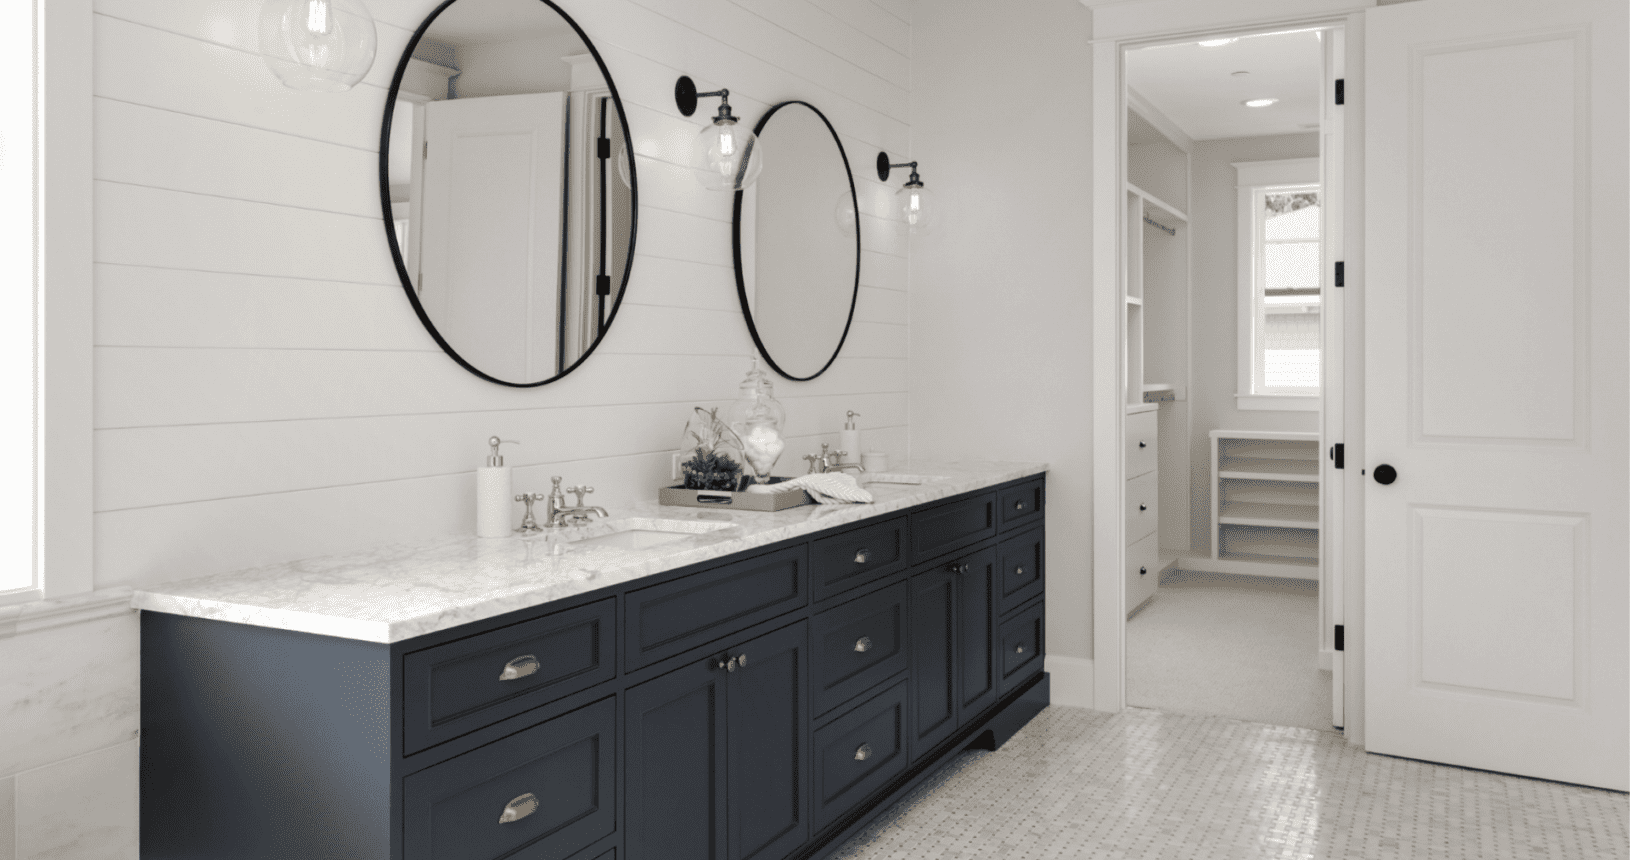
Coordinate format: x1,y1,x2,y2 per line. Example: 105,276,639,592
259,0,378,93
897,182,936,233
693,118,764,191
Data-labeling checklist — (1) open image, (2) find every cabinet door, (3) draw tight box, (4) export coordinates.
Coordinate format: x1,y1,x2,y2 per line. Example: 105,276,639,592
956,547,998,722
625,657,729,860
909,570,957,759
726,622,809,860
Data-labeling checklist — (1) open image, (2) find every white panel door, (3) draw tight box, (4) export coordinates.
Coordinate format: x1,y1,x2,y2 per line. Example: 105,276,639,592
420,92,566,382
1365,0,1628,790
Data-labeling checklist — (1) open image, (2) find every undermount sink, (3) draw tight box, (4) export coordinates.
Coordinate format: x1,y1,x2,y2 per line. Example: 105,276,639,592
863,473,948,486
556,518,735,552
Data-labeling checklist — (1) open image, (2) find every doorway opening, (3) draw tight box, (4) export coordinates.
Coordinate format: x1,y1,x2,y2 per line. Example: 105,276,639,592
1118,25,1345,733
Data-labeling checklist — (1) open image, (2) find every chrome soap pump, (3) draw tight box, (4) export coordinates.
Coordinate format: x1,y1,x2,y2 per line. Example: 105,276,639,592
476,437,518,538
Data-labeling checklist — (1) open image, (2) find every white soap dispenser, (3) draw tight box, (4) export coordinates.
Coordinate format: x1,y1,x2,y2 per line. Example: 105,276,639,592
477,437,518,538
840,411,863,465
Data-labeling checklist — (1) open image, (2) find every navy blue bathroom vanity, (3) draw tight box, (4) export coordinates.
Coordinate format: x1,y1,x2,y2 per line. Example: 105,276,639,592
138,469,1048,860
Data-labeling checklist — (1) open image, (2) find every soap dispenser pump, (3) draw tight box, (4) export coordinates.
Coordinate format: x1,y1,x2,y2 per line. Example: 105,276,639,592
477,437,518,538
840,411,862,465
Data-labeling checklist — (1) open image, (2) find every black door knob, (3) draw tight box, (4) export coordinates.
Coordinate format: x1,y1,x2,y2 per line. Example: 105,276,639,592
1374,464,1397,485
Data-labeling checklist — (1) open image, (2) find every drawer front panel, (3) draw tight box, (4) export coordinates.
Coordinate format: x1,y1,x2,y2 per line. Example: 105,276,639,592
1127,532,1159,616
810,516,908,603
626,545,808,671
1126,411,1158,479
812,581,910,716
996,528,1045,618
404,598,616,755
1126,471,1159,546
997,479,1045,532
910,492,996,565
997,600,1044,695
811,678,909,830
404,696,616,860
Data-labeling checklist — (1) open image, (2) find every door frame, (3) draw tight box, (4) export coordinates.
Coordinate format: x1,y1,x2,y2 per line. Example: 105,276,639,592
1088,0,1371,742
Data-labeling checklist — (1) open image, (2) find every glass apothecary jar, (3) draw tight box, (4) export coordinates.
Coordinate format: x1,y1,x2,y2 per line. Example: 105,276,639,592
726,361,786,484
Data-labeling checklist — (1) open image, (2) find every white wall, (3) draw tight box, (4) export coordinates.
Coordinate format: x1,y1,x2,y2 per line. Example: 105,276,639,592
908,0,1096,700
1185,132,1319,552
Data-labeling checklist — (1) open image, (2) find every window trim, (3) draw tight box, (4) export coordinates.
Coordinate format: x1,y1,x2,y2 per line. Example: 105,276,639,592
1233,157,1321,412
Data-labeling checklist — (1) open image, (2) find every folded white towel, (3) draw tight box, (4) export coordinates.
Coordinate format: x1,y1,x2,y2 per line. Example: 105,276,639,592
776,473,874,505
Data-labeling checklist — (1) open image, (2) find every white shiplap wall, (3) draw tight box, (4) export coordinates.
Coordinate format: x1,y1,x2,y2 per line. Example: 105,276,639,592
91,0,913,590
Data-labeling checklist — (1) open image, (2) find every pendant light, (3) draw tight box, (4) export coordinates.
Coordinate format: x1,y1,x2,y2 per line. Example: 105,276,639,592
674,76,764,192
877,153,936,234
259,0,378,92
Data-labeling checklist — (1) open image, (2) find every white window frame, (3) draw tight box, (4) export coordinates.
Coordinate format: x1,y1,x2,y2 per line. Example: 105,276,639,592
0,0,94,606
1234,157,1321,412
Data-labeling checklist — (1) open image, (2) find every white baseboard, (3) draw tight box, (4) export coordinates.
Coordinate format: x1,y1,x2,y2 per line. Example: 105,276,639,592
1043,655,1094,709
1319,648,1334,671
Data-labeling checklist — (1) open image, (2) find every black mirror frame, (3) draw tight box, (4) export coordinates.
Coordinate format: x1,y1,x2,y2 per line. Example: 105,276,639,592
731,101,860,382
378,0,639,388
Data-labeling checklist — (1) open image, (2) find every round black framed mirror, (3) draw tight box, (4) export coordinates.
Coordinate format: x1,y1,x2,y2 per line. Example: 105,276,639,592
732,101,860,381
380,0,637,387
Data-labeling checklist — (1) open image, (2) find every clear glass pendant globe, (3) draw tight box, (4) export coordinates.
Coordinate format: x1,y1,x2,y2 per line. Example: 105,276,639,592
259,0,378,93
897,183,936,233
693,119,764,191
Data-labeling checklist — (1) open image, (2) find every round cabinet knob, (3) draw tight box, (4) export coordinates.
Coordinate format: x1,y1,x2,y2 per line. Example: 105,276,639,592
499,654,540,682
1139,503,1147,512
1374,464,1398,485
854,636,873,653
854,743,873,762
1015,566,1025,577
961,563,971,574
736,652,747,669
1139,566,1147,576
1138,441,1147,449
1015,501,1026,511
854,549,870,564
1014,644,1025,655
726,656,738,672
498,793,539,825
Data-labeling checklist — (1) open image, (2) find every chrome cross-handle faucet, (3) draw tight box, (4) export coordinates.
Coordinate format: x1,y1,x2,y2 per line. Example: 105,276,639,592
804,443,867,475
546,477,609,527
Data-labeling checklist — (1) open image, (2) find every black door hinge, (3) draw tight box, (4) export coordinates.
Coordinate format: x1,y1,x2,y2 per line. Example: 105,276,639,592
596,274,611,296
1335,78,1345,105
597,137,611,160
1334,261,1345,287
1330,443,1344,469
1334,625,1345,651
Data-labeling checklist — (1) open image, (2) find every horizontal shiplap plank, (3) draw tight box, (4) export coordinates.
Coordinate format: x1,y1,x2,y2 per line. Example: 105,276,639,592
809,0,910,57
727,0,910,86
861,250,907,290
854,285,907,325
621,256,740,313
871,0,912,25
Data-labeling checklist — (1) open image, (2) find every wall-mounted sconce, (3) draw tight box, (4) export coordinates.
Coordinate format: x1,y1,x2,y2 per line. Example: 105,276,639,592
258,0,378,92
876,153,935,234
675,76,763,192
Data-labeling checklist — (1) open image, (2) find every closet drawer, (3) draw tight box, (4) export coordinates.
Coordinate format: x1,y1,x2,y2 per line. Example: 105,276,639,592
997,599,1044,695
1126,410,1158,479
403,598,616,755
1126,532,1159,616
403,697,616,860
997,479,1045,532
910,492,996,565
996,527,1044,617
811,679,909,830
1126,471,1159,546
811,581,909,716
625,545,807,670
810,516,908,603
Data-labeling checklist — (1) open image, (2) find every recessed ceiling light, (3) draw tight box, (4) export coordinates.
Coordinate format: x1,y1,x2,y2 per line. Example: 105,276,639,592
1197,38,1238,48
1243,98,1279,108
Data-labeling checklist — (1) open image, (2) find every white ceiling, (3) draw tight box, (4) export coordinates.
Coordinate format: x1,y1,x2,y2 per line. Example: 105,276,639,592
1125,29,1325,141
426,0,577,47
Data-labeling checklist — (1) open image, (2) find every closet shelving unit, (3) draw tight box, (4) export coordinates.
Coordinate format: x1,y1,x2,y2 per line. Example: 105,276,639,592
1210,430,1320,570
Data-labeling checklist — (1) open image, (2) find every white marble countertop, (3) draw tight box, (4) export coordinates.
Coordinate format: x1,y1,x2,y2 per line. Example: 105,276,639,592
131,460,1047,644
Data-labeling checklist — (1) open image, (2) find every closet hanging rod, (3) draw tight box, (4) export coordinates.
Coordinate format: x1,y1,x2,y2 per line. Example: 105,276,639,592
1143,214,1176,236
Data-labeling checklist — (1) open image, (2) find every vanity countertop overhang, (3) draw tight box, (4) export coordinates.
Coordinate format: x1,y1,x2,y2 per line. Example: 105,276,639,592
131,460,1047,644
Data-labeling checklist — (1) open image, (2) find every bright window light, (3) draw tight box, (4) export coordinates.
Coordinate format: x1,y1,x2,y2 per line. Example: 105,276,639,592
1243,98,1279,108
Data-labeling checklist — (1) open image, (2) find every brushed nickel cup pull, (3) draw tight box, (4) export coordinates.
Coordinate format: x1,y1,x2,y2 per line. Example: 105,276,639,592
854,549,870,564
854,743,873,762
498,792,539,824
499,655,540,682
854,636,873,653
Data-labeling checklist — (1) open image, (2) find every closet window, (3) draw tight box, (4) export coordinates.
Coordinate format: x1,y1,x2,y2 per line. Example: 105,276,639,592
1235,167,1322,411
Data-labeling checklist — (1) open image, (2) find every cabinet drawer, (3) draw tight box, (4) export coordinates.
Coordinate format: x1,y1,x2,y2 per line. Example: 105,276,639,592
811,678,909,830
812,581,909,716
404,696,616,860
1126,410,1158,479
996,528,1045,617
403,598,616,755
997,600,1044,695
1126,471,1158,546
910,492,996,565
1127,532,1159,617
810,516,908,603
997,479,1045,532
625,545,807,670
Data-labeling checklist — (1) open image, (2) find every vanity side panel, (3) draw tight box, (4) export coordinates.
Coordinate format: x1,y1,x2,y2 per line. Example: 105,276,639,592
140,612,393,860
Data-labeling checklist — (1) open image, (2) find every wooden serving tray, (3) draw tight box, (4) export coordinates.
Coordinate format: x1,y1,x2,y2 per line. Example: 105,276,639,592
658,478,813,511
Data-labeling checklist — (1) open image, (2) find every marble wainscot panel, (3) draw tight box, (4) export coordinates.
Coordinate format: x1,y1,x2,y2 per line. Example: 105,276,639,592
133,461,1046,643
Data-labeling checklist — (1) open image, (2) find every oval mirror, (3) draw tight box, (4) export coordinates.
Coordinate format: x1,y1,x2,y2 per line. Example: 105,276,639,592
733,102,859,381
381,0,637,387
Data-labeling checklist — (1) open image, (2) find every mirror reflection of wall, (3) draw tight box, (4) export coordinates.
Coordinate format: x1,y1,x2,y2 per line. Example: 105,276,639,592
384,0,634,386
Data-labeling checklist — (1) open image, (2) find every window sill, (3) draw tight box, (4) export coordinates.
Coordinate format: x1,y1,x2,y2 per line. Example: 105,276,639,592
1237,394,1319,412
0,587,43,608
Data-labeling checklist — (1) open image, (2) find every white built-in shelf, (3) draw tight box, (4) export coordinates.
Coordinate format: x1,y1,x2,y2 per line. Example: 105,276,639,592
1218,502,1319,529
1211,430,1321,576
1217,457,1320,482
1126,182,1188,223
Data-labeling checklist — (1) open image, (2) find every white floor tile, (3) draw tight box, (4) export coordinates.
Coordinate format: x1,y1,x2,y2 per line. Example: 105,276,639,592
15,741,138,860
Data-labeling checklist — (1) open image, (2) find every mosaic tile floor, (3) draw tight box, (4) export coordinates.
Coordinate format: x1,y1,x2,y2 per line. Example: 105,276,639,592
831,706,1629,860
